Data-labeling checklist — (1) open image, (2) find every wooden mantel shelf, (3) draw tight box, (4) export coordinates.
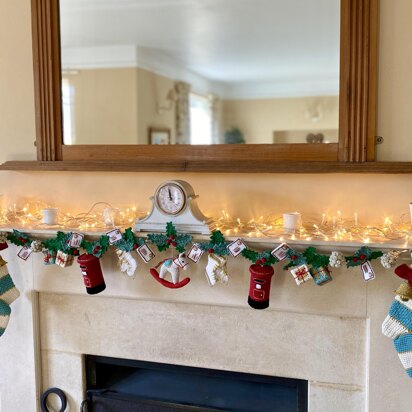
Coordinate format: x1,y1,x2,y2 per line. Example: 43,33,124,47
2,161,412,173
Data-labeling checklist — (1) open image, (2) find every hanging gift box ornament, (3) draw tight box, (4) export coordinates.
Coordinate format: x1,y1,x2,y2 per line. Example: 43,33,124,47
149,253,190,289
310,266,332,286
42,249,57,265
116,249,138,277
248,264,275,310
55,250,74,268
205,253,229,286
0,232,8,251
77,254,106,295
290,264,312,285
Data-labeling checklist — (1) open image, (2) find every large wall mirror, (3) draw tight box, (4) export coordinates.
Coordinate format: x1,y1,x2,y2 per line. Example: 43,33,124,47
0,0,380,172
59,0,340,147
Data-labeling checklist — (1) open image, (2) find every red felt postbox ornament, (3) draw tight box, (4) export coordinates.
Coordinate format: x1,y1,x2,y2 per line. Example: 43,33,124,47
77,254,106,295
248,264,275,310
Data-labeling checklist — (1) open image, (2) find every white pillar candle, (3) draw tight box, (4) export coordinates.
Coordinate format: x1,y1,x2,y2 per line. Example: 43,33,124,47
42,208,59,225
283,212,302,232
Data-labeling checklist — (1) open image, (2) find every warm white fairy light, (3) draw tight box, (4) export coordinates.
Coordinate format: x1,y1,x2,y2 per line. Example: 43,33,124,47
0,201,143,231
1,203,411,245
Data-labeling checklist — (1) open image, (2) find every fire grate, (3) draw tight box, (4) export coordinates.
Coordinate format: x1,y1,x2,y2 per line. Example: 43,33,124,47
84,356,308,412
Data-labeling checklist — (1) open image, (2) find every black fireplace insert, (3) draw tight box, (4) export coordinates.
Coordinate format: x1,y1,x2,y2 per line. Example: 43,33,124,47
83,355,308,412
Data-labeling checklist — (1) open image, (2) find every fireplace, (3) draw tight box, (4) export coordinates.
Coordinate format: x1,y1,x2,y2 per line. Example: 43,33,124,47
83,356,308,411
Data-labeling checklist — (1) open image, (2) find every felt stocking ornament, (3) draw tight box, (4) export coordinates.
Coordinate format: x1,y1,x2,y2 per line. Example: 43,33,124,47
0,256,20,337
381,265,412,378
116,249,138,277
205,253,229,286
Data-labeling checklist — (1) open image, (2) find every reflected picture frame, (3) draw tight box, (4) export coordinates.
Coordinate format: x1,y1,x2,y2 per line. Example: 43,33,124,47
149,128,171,145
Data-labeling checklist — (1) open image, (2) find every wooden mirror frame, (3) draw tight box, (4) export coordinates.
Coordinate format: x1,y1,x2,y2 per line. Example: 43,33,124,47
2,0,384,173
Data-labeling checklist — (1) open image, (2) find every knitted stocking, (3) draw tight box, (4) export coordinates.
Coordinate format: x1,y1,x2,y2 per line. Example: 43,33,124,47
0,300,11,337
0,256,20,337
382,283,412,378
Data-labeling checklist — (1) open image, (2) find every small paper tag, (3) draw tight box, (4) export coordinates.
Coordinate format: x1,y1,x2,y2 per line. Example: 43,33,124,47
361,261,376,282
106,229,123,245
271,243,291,261
227,239,247,257
69,232,84,248
17,246,33,261
136,243,156,263
187,244,204,263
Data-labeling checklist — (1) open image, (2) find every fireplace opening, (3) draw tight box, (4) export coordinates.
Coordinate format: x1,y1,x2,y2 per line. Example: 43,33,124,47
84,355,308,412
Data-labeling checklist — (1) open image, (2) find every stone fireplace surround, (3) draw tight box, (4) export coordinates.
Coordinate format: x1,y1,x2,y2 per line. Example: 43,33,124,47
0,243,410,411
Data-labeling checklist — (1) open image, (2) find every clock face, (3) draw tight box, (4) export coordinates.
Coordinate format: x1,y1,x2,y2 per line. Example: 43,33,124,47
155,183,186,215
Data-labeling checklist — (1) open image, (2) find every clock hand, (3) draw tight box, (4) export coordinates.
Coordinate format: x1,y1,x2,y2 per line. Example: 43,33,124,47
168,188,172,201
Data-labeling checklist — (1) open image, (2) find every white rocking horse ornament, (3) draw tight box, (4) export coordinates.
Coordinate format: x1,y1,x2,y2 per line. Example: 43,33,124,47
150,252,191,289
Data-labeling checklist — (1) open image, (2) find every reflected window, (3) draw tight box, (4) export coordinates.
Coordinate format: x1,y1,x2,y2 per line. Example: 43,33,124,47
62,77,75,144
190,93,212,145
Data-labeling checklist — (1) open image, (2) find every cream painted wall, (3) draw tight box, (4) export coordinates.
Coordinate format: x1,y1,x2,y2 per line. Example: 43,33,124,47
222,95,339,144
1,1,412,411
137,68,176,144
376,0,412,161
63,68,138,144
62,67,176,145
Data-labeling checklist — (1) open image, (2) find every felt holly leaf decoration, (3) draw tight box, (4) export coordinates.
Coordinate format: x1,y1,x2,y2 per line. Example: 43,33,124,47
7,230,30,247
148,222,192,253
346,246,383,268
147,233,169,252
210,230,226,245
114,228,144,252
166,222,177,238
303,247,330,269
283,248,306,270
43,231,78,255
174,234,192,253
81,235,110,258
242,249,278,266
198,230,230,256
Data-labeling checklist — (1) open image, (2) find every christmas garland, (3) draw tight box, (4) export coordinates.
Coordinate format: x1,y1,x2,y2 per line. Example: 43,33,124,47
0,224,404,280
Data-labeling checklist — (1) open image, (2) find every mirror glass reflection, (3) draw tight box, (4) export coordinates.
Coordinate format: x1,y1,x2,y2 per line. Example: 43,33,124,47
60,0,340,145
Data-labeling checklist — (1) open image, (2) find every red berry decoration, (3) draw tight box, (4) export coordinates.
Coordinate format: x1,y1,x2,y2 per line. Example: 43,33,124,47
20,237,27,244
360,254,366,260
256,259,262,265
166,239,172,245
73,250,79,256
172,241,177,247
208,248,215,254
261,258,267,264
291,255,297,260
133,243,139,250
169,235,175,240
93,246,101,254
353,257,359,263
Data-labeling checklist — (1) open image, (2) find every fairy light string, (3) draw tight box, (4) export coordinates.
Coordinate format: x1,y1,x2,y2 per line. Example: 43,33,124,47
0,202,411,246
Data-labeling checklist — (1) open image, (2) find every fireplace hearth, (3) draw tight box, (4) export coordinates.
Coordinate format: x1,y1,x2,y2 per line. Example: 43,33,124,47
83,356,308,412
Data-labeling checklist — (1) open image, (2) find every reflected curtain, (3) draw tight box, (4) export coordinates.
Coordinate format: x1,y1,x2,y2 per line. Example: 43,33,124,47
208,94,220,144
175,81,191,144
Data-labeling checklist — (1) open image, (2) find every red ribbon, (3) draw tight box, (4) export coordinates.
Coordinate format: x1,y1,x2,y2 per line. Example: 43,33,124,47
295,267,308,280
